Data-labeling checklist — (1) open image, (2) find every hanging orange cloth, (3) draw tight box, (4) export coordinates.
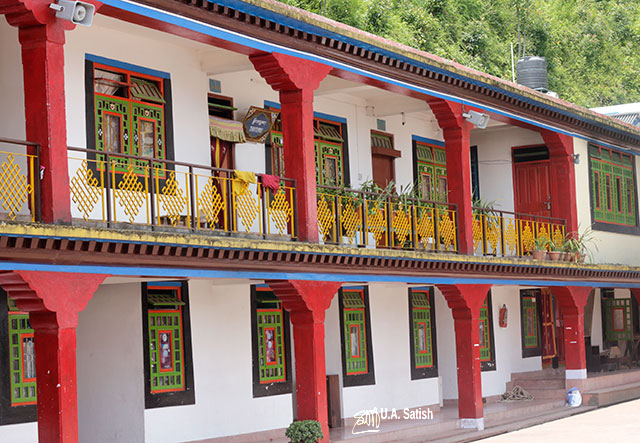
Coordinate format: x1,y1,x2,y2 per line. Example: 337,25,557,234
232,170,257,195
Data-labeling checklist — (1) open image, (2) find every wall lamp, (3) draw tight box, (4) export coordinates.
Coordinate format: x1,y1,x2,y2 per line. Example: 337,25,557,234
571,153,580,165
50,0,95,27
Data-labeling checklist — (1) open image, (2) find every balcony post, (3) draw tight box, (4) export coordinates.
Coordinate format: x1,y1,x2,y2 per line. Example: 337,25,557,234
426,98,475,254
436,283,492,430
250,53,332,243
553,286,592,387
266,279,342,442
0,270,107,443
540,130,578,233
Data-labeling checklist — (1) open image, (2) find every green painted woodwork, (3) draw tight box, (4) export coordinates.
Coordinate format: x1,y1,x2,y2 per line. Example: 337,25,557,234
148,293,185,307
522,295,539,349
148,308,184,393
479,298,491,361
411,291,433,368
94,67,166,175
415,142,447,201
270,131,285,177
604,298,633,341
315,140,344,186
371,133,393,149
7,307,36,406
255,291,287,384
590,145,636,226
342,291,367,375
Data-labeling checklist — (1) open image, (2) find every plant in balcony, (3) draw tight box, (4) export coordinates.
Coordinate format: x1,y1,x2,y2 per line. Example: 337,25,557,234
532,236,549,260
285,420,323,443
547,239,562,261
563,227,599,263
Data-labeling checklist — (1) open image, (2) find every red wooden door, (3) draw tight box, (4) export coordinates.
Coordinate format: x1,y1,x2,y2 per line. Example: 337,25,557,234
540,289,557,365
513,160,552,218
372,154,394,189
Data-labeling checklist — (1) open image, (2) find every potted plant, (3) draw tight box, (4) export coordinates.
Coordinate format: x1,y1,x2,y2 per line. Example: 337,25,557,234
285,420,323,443
547,239,562,261
563,227,599,263
532,236,549,260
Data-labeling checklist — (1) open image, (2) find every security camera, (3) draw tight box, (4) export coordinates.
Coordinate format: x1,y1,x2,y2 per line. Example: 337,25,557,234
50,0,95,27
462,110,490,129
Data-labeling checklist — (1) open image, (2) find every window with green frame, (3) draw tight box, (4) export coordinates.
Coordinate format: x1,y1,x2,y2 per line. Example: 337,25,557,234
265,112,349,187
520,289,542,358
339,287,375,387
413,139,447,202
0,289,37,424
408,287,438,380
86,58,174,177
251,285,292,397
589,144,638,230
479,292,496,371
142,282,195,409
603,296,633,341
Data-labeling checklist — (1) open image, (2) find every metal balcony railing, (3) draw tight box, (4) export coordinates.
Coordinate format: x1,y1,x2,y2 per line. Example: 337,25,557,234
316,185,458,252
472,207,566,257
0,138,40,222
67,147,297,239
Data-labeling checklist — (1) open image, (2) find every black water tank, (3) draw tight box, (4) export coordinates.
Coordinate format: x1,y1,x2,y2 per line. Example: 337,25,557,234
516,56,548,90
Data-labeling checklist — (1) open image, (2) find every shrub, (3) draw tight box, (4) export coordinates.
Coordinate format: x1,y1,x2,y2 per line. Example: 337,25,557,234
285,420,323,443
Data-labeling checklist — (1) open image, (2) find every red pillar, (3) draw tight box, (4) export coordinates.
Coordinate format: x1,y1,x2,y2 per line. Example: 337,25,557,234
251,53,332,243
437,283,492,430
0,270,107,443
541,130,578,233
553,286,592,384
267,280,342,442
1,0,80,224
426,98,475,254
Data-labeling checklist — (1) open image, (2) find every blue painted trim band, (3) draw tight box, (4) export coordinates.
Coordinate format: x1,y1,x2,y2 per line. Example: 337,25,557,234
1,262,638,288
264,100,347,124
86,53,171,79
412,135,445,147
343,285,365,290
99,0,640,153
148,281,182,287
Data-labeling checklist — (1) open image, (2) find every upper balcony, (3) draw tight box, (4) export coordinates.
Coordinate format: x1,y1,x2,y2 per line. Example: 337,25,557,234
0,136,567,262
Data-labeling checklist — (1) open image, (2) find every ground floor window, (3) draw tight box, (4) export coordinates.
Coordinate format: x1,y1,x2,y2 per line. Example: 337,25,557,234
520,289,542,358
251,285,292,397
408,287,438,380
142,281,195,408
0,289,37,424
339,286,375,387
479,292,496,371
601,289,633,342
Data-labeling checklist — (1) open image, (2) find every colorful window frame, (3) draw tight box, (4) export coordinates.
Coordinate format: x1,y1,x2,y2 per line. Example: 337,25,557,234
589,144,638,232
85,57,175,181
603,296,633,341
0,289,37,424
413,139,448,202
520,289,542,358
265,110,350,187
142,281,195,409
251,285,292,397
339,287,375,387
408,287,438,380
479,292,496,371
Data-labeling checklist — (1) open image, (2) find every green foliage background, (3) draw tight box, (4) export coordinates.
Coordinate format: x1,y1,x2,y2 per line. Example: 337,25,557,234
279,0,640,108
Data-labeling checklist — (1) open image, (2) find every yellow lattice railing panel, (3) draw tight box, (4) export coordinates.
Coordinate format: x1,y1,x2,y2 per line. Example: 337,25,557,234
438,209,457,251
267,188,293,236
69,159,104,221
340,198,362,245
392,207,412,247
317,194,336,242
113,164,149,224
472,213,483,254
233,183,261,233
0,153,35,221
196,175,227,230
504,216,519,256
415,206,435,250
156,170,189,227
365,203,387,244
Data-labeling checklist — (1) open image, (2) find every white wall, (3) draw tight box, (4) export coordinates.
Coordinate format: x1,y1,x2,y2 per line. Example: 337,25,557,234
144,279,293,442
435,285,541,399
0,20,25,141
326,283,440,419
471,125,544,211
77,283,145,442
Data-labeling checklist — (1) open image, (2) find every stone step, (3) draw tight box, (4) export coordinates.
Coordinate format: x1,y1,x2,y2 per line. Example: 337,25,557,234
583,381,640,407
517,388,566,401
506,377,565,390
509,368,565,380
